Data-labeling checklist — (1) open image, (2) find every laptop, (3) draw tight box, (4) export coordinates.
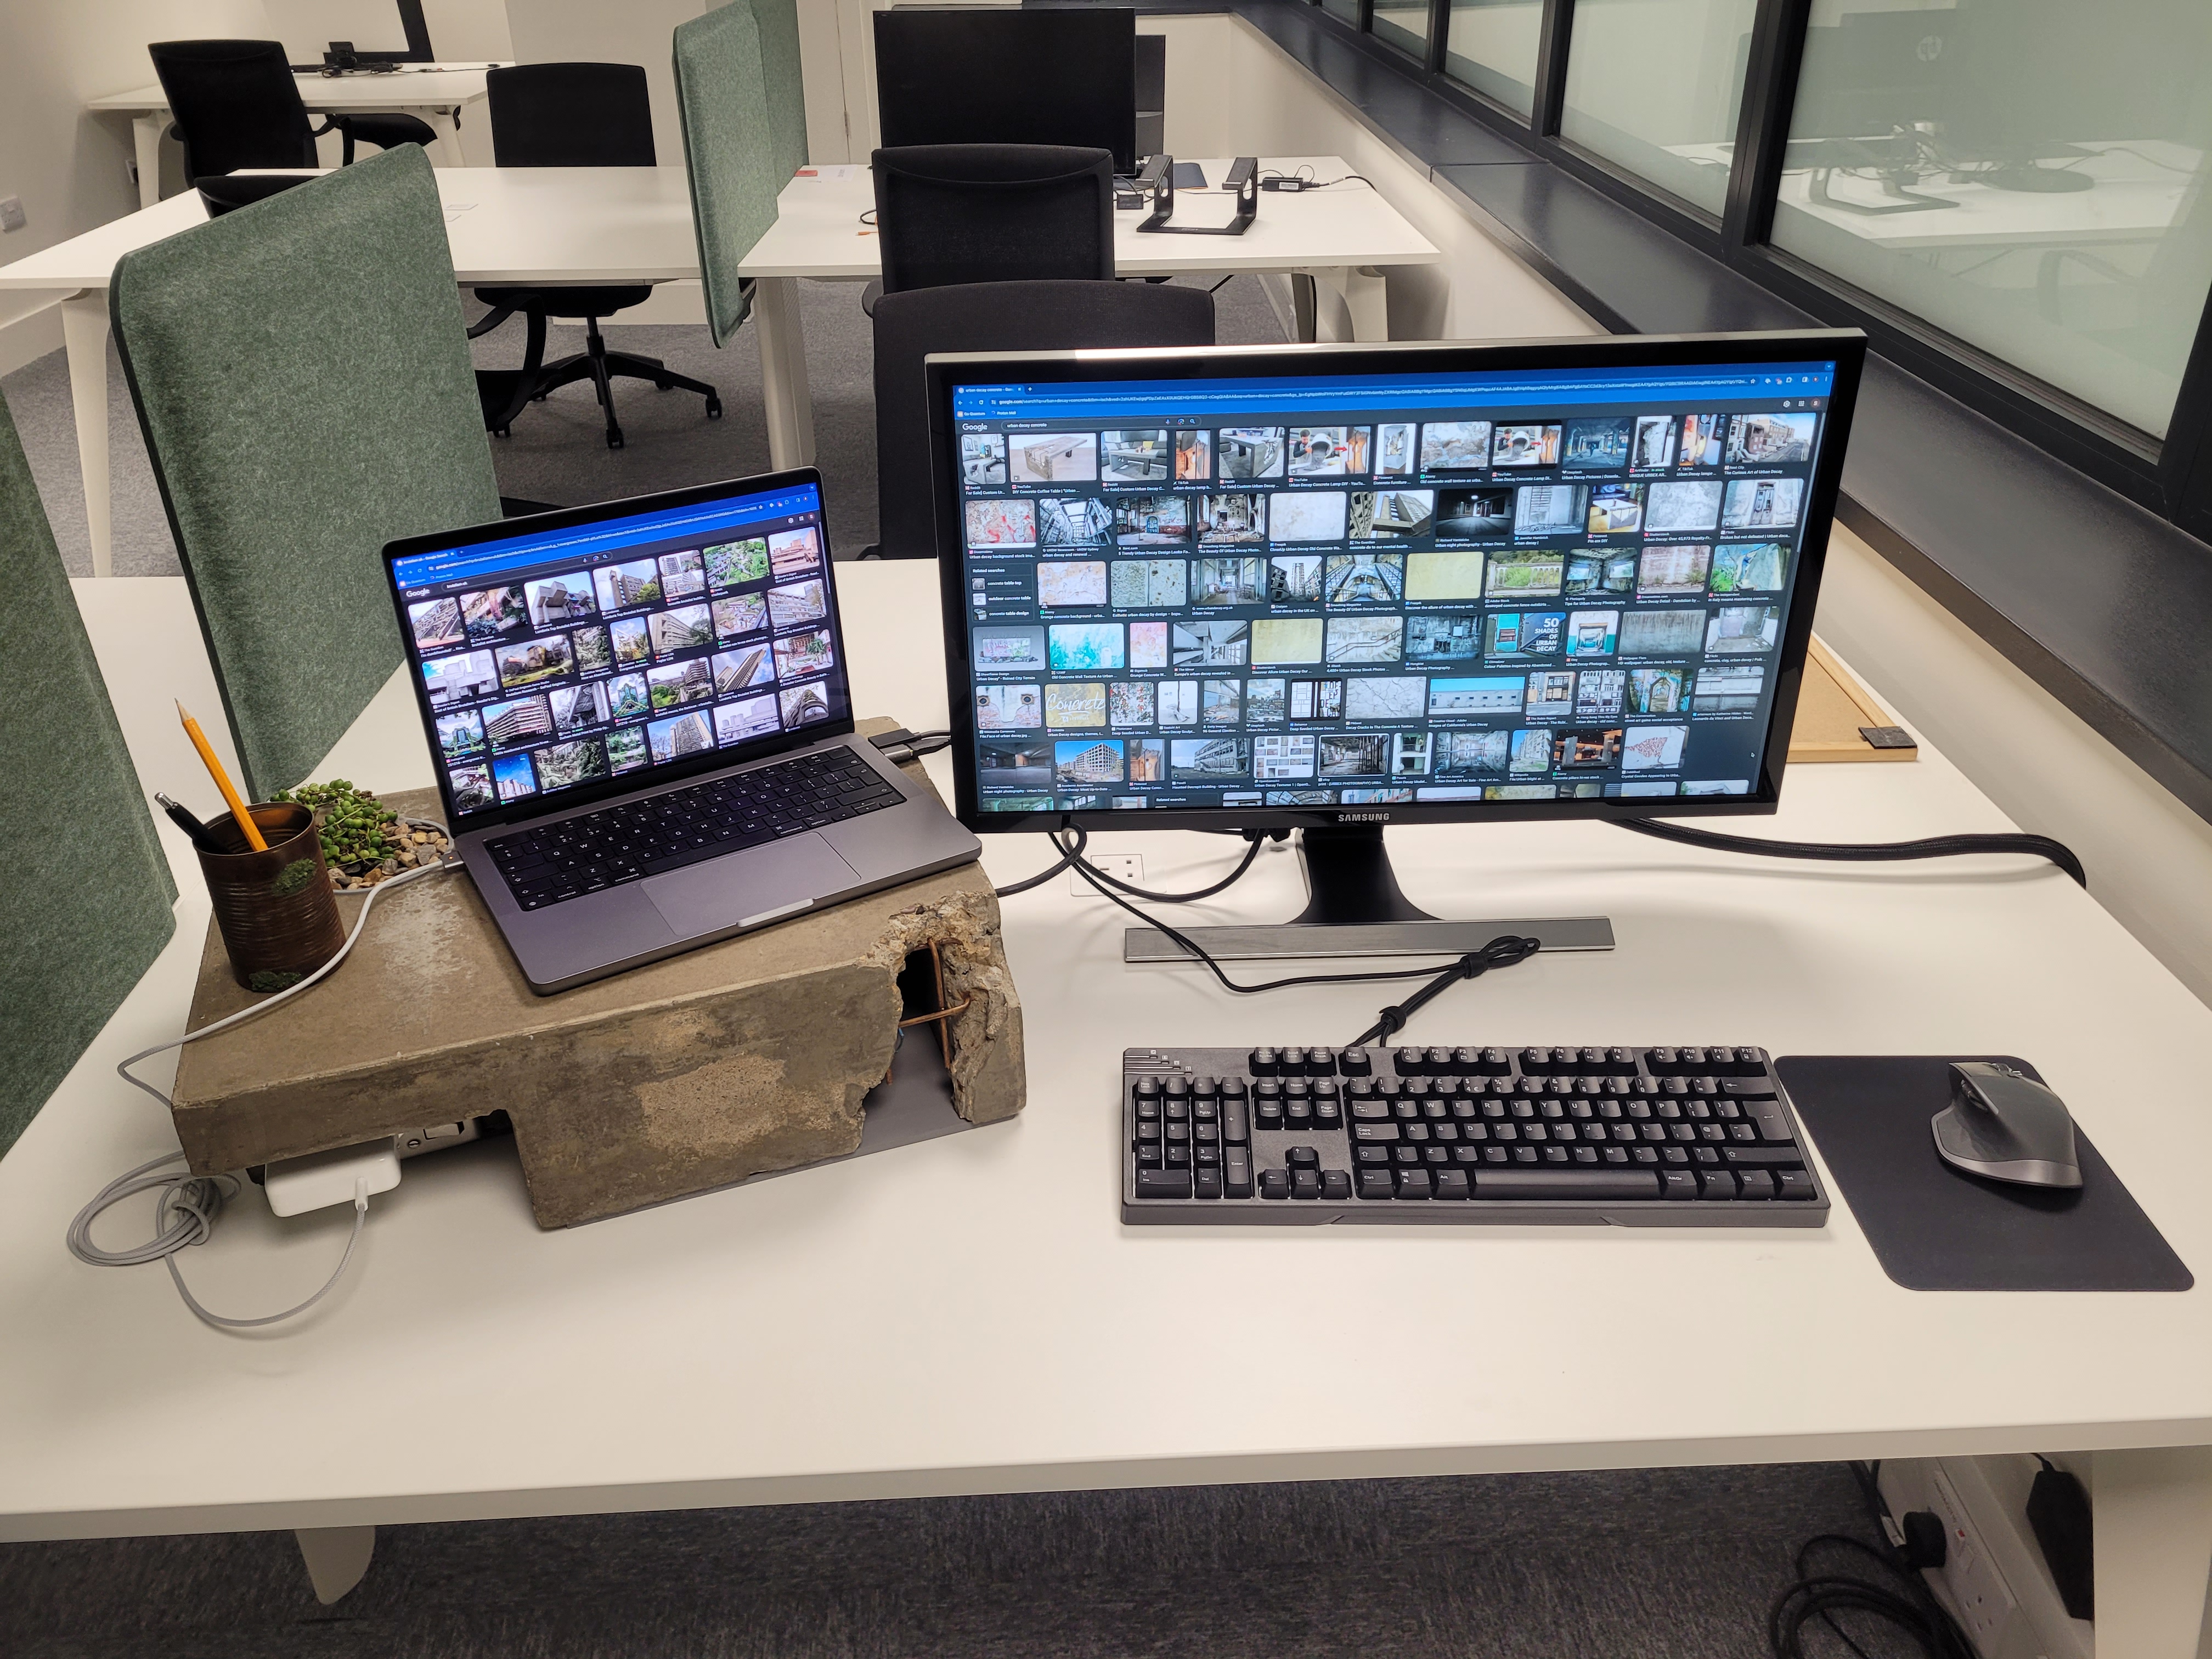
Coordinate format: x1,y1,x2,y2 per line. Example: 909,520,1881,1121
383,470,983,994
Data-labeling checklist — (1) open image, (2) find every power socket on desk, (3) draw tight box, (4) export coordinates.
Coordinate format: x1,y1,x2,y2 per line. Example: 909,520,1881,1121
1073,853,1142,896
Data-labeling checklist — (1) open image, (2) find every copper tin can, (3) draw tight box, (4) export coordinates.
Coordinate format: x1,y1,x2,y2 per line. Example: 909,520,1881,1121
197,803,346,992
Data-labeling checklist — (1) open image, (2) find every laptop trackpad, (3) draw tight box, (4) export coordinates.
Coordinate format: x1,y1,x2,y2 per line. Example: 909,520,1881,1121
640,834,861,936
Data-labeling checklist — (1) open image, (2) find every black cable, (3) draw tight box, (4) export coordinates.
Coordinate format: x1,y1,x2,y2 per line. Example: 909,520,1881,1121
1080,832,1265,902
1616,817,2086,889
1346,935,1539,1047
1770,1533,1975,1659
991,822,1093,899
1054,831,1536,1035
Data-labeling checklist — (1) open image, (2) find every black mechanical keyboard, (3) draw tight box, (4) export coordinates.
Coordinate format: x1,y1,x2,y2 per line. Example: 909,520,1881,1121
1124,1045,1827,1226
487,746,903,911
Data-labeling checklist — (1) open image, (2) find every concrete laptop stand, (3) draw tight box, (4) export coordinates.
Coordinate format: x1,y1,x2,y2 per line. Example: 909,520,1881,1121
170,725,1026,1227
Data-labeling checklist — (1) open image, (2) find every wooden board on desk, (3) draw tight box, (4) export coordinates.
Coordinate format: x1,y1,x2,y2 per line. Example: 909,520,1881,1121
1788,637,1915,764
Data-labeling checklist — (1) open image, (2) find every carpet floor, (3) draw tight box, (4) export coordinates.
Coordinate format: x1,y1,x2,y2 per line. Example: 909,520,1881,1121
0,1465,1894,1658
2,274,1288,574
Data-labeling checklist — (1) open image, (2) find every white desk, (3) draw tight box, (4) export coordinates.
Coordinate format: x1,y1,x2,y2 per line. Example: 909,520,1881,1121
88,65,505,211
0,166,697,578
738,158,1443,472
1671,140,2197,251
13,561,2212,1654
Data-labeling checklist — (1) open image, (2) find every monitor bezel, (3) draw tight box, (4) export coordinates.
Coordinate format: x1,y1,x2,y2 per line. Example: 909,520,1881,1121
382,467,855,837
927,330,1867,836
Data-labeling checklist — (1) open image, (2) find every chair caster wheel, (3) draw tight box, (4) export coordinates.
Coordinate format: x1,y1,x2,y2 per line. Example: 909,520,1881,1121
606,428,625,449
706,397,723,420
495,427,510,439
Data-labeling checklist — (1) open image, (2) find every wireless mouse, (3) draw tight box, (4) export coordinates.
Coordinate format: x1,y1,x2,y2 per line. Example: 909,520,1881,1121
1932,1062,2082,1188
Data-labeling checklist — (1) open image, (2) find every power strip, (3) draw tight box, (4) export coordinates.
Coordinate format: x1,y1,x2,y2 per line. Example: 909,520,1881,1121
1877,1458,2090,1659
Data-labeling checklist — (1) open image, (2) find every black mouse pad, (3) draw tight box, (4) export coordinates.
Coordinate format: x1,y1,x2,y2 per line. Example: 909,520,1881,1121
1776,1056,2191,1292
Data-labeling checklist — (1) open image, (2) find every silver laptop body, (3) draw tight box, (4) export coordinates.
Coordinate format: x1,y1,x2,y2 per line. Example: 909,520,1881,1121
384,470,980,994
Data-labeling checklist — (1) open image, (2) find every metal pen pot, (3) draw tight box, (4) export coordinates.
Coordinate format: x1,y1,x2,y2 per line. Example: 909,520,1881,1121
196,803,345,992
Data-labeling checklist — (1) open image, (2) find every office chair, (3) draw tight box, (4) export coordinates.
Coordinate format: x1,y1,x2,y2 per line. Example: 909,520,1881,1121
865,144,1117,315
868,279,1214,558
148,40,436,181
111,146,504,800
469,63,721,450
0,390,178,1157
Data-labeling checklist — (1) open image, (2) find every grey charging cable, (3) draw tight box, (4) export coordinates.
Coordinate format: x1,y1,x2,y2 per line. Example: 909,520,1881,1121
67,821,455,1330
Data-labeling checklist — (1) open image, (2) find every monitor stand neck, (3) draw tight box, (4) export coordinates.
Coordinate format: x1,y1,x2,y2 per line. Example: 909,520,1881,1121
1122,825,1615,963
1290,825,1437,925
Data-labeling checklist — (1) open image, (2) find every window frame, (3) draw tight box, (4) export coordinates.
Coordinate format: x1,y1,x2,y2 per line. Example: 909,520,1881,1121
1316,0,2212,540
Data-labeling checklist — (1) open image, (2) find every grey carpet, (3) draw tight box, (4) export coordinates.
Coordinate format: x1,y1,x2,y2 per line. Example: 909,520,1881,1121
2,274,1287,574
0,1465,1889,1658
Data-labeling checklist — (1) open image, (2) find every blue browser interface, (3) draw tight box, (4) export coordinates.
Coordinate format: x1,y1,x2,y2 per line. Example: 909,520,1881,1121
391,483,848,822
949,362,1835,812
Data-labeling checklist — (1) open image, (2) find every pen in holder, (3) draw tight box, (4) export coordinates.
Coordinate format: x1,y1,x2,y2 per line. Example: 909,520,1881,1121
197,803,346,993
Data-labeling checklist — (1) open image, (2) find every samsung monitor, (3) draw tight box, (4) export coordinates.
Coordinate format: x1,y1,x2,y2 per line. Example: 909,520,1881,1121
929,332,1866,956
873,7,1139,176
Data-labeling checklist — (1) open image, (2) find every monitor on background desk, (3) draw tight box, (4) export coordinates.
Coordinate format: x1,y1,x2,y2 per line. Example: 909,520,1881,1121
928,332,1866,957
873,6,1139,175
267,0,433,66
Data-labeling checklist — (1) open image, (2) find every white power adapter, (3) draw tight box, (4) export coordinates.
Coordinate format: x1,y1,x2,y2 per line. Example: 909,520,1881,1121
263,1142,402,1217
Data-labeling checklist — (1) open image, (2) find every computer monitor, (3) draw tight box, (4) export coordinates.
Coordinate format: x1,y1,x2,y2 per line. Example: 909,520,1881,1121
928,332,1866,957
873,7,1140,176
266,0,432,66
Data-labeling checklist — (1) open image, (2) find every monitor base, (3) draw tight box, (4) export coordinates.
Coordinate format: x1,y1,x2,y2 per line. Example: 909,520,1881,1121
1124,917,1617,963
1120,826,1615,962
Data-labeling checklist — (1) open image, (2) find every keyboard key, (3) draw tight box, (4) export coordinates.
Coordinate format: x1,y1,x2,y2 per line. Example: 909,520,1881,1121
1321,1170,1352,1201
1357,1169,1396,1200
1697,1170,1737,1199
1775,1170,1816,1201
1136,1169,1190,1199
1470,1170,1661,1200
1290,1169,1323,1200
1224,1147,1254,1198
1722,1147,1804,1167
1194,1170,1223,1199
1260,1170,1290,1200
1395,1169,1433,1199
1433,1170,1470,1200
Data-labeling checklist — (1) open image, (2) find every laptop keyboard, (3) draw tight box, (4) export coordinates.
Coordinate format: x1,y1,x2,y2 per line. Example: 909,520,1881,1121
486,746,904,911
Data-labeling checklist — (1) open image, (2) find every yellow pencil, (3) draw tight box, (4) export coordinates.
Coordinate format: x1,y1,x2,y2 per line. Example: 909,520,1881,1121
176,701,266,851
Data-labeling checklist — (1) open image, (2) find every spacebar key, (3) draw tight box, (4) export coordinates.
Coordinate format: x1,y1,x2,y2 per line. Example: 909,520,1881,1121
1470,1170,1661,1200
639,832,774,876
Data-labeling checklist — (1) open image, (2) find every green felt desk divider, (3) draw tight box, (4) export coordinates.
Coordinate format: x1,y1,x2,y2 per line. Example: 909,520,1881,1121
674,0,809,348
0,393,178,1156
110,146,503,802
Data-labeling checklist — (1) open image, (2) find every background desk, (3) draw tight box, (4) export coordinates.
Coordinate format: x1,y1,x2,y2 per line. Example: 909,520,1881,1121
89,66,505,211
739,158,1443,472
10,561,2212,1653
0,166,697,578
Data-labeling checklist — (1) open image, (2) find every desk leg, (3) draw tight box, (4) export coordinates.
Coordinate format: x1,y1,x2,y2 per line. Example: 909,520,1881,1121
295,1525,375,1605
61,291,114,579
753,276,816,471
131,114,164,210
2091,1447,2212,1658
419,107,465,169
1310,266,1390,343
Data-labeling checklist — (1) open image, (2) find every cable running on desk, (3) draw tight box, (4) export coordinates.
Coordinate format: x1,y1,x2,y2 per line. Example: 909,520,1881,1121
1615,818,2086,888
70,822,457,1330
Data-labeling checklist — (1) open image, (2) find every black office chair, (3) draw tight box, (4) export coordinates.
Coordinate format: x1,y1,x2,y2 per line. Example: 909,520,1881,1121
864,144,1116,316
149,41,436,181
868,279,1214,559
469,63,720,450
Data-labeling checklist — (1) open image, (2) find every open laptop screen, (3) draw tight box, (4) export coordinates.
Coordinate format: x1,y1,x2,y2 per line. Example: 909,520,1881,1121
388,478,851,831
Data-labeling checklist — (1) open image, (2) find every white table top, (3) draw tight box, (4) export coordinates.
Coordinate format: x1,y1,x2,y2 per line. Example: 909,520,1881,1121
740,157,1443,280
7,560,2211,1542
0,166,702,295
1673,139,2195,249
89,65,501,114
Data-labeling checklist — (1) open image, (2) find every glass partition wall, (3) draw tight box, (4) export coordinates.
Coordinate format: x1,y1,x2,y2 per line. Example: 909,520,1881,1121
1307,0,2212,537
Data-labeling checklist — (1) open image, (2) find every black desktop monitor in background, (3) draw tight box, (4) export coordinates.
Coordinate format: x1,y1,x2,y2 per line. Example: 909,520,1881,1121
928,332,1867,960
873,7,1140,175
